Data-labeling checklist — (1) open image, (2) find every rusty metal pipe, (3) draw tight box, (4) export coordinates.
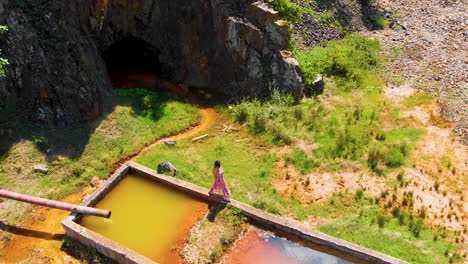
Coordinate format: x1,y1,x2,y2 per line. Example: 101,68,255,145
0,189,111,218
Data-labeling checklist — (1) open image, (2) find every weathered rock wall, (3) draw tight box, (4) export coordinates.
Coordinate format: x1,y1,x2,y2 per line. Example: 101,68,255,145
0,0,303,124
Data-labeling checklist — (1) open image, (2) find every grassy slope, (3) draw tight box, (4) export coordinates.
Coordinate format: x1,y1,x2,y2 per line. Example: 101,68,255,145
134,31,461,262
0,89,199,223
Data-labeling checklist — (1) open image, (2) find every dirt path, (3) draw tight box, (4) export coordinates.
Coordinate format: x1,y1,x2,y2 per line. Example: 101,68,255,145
0,95,218,263
134,107,218,160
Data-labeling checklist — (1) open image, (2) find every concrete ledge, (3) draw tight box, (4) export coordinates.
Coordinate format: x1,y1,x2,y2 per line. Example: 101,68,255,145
63,161,407,264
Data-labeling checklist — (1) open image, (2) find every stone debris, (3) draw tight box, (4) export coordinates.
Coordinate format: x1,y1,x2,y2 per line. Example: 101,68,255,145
160,139,176,145
191,134,208,142
33,164,48,174
90,176,101,188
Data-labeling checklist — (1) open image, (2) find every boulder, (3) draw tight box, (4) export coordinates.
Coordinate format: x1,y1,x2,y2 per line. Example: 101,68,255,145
157,162,178,176
0,1,304,124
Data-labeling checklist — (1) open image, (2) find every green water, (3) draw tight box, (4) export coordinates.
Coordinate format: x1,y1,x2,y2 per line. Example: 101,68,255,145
80,174,207,262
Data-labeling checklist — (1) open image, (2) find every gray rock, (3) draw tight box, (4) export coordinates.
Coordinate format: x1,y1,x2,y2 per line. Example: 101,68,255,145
312,74,325,95
33,164,48,174
160,139,176,145
157,162,178,176
0,1,303,124
90,176,101,187
305,74,324,96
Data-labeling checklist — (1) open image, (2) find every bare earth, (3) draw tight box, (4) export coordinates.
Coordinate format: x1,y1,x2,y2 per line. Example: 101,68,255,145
367,0,467,142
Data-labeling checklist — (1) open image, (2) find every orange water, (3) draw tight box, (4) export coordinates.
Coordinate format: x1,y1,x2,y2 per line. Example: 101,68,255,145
80,174,207,263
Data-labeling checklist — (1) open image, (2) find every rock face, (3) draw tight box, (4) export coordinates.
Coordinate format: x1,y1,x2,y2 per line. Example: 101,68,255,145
0,0,303,124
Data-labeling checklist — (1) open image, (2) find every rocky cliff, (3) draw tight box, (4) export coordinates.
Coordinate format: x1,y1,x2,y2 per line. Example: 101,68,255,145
0,0,303,124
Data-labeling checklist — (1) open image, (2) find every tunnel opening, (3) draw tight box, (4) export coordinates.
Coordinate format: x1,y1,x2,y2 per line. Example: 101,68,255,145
102,36,161,89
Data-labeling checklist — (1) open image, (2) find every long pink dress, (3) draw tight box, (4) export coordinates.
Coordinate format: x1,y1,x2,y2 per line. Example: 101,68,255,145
209,167,231,200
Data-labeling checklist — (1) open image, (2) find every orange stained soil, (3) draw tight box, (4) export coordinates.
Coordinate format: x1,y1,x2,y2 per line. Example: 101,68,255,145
0,77,218,263
134,106,218,160
0,186,96,263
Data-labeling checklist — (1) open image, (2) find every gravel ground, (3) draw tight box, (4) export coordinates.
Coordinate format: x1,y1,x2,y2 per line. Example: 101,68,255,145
365,0,467,143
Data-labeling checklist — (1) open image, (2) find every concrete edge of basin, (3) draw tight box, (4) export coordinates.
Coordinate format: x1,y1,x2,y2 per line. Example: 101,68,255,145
62,161,408,264
62,218,154,264
62,163,155,264
126,161,407,264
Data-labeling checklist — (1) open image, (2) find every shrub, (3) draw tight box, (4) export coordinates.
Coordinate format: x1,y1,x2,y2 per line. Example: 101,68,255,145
295,33,382,91
319,11,334,24
267,0,303,22
372,15,387,30
384,146,405,167
420,207,427,218
377,214,386,228
434,181,440,192
0,58,8,78
391,207,400,218
398,213,405,225
368,149,384,173
31,136,48,147
286,150,316,174
380,190,389,199
397,171,404,181
409,219,423,238
355,189,364,201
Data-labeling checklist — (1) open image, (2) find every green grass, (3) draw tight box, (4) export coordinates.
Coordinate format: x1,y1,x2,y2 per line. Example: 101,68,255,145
232,88,423,175
401,92,434,108
266,0,303,23
135,122,287,215
318,205,462,264
0,89,199,223
372,15,387,30
233,34,424,175
295,33,383,91
129,31,459,262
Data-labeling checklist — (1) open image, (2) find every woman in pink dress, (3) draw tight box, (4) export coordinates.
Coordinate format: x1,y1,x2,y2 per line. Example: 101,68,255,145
209,160,231,202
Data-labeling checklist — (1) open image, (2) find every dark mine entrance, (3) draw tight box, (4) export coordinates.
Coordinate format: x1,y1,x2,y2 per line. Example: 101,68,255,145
102,36,161,89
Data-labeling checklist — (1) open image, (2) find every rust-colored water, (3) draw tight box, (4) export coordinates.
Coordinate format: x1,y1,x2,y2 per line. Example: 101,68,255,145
0,76,218,262
80,174,207,263
222,228,353,264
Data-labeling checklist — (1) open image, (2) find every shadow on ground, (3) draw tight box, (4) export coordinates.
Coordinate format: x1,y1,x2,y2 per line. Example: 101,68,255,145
61,237,117,264
0,221,64,241
207,202,227,222
0,87,175,162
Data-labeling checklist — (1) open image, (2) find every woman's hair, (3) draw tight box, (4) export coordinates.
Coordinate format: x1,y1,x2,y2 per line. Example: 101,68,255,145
214,160,221,167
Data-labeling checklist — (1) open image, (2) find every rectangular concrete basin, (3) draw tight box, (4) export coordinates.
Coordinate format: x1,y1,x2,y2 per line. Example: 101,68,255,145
62,161,406,264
